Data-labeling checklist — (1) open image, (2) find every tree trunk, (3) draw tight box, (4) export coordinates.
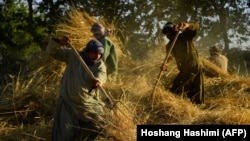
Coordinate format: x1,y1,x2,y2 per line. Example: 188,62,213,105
27,0,35,36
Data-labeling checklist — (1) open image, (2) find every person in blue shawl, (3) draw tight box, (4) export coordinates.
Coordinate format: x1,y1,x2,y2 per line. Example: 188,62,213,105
46,37,107,141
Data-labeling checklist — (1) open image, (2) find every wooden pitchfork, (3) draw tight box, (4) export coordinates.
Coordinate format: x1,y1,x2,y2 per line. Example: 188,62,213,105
151,30,181,109
65,41,139,122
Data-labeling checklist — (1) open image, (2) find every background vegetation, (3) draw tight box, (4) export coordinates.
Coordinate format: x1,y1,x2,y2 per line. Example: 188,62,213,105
1,0,250,77
0,0,250,141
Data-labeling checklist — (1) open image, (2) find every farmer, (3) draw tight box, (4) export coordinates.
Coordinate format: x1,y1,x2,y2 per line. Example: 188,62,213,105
208,45,228,73
46,37,107,141
161,22,204,105
91,23,118,82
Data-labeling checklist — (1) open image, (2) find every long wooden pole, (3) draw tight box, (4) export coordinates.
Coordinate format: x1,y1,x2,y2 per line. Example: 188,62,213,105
67,43,143,122
67,43,115,106
151,30,181,108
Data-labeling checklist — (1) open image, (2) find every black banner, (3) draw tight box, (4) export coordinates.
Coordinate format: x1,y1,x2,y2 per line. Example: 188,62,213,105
137,125,250,141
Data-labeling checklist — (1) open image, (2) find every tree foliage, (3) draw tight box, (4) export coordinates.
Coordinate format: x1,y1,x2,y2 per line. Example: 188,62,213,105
67,0,250,55
0,0,250,75
0,0,47,75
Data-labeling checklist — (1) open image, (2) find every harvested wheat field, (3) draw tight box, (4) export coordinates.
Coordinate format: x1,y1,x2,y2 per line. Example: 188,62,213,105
0,10,250,141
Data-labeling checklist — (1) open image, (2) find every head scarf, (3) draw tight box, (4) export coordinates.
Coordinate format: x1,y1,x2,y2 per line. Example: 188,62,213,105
209,46,221,55
162,22,178,39
91,23,106,39
81,39,104,65
162,22,174,34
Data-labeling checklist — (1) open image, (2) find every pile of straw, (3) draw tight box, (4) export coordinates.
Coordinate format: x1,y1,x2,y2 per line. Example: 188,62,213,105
1,9,250,141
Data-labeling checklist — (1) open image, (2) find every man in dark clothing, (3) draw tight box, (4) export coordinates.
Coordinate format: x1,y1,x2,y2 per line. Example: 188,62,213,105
161,22,204,105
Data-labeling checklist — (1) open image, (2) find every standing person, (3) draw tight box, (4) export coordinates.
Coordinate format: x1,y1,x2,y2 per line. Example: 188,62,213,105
46,37,107,141
91,23,118,82
208,45,228,73
161,22,204,105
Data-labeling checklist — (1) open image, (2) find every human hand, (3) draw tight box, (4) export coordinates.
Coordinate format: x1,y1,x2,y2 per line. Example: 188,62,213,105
58,36,70,46
92,78,101,88
88,78,101,93
177,22,190,30
161,63,168,71
104,28,112,36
